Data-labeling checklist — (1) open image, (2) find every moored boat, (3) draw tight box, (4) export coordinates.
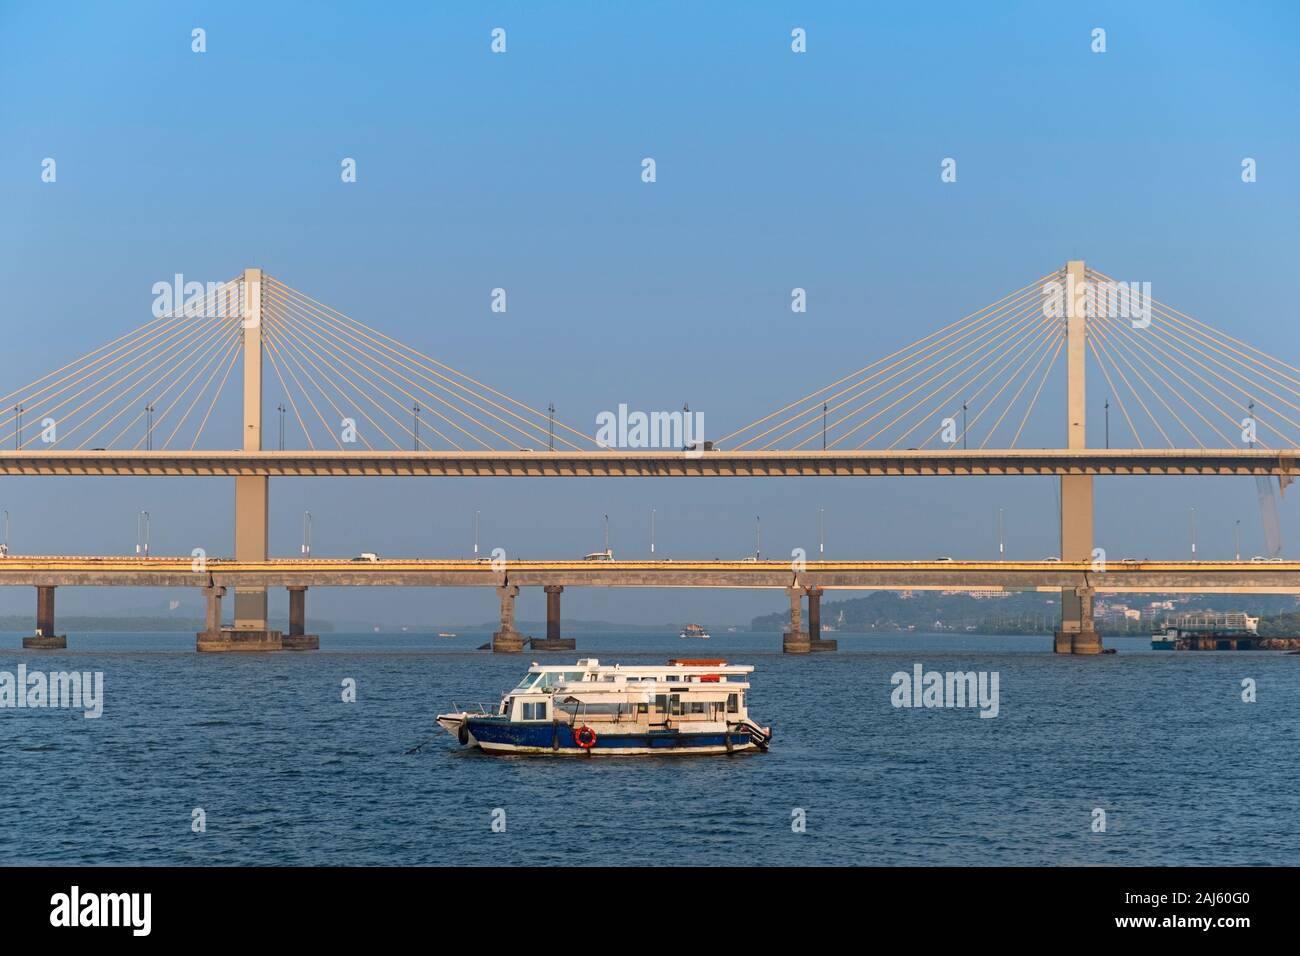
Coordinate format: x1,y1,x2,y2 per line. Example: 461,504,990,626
437,658,771,756
679,623,710,639
1151,626,1179,650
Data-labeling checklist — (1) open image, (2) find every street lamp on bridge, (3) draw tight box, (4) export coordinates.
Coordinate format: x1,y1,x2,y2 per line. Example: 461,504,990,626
136,511,150,558
302,511,312,557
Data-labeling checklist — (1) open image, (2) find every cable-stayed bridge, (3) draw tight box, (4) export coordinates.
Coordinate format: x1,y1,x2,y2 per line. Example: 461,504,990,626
3,262,1297,654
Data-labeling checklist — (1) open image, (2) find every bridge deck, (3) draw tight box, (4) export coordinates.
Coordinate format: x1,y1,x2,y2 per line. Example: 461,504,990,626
0,449,1297,477
1,557,1297,592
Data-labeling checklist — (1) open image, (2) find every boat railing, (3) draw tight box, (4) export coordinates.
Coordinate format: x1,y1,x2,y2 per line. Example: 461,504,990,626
451,701,500,717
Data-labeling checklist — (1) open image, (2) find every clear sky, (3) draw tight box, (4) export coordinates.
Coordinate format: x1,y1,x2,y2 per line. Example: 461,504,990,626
1,1,1298,626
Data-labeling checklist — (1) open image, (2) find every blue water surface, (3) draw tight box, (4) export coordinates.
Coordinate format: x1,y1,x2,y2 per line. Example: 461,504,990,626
0,631,1295,866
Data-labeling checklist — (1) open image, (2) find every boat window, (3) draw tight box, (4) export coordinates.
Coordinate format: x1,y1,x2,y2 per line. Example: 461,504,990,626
521,701,549,721
534,672,584,691
686,701,707,715
669,694,683,716
726,693,739,714
513,674,539,691
654,694,668,714
553,701,622,717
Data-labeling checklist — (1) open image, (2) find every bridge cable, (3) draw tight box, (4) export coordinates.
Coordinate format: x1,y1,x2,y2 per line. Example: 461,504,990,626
737,275,1060,450
715,269,1063,447
771,288,1051,450
265,283,573,451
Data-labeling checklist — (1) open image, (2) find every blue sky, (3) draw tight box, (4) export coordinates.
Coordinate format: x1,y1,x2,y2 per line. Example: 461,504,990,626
1,1,1298,625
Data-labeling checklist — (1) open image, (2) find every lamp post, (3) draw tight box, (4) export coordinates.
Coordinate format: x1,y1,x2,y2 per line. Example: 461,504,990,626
473,511,480,556
755,516,761,561
136,511,150,557
1190,507,1197,558
302,511,312,557
650,508,656,556
1234,519,1241,562
819,508,825,557
998,508,1004,559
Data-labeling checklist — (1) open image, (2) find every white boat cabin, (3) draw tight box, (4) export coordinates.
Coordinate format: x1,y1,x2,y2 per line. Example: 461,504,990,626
500,658,753,725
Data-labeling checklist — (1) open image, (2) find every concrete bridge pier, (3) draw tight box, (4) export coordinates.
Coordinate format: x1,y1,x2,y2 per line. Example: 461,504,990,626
283,586,320,650
23,585,67,649
1053,259,1102,656
782,587,810,654
197,585,283,651
492,585,526,653
1054,586,1102,655
530,585,575,651
225,267,280,652
805,586,837,652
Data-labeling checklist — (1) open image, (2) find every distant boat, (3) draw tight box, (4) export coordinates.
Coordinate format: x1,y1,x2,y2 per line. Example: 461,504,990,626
1151,626,1178,650
679,623,710,640
438,631,456,638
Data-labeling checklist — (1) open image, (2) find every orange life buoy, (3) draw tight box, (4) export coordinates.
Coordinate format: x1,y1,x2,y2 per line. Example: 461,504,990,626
574,725,597,749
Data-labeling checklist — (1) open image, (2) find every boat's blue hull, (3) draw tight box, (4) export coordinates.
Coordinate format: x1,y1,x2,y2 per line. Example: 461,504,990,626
464,717,758,755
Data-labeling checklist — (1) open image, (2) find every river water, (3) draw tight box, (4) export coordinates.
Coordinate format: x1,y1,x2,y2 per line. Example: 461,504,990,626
1,631,1294,865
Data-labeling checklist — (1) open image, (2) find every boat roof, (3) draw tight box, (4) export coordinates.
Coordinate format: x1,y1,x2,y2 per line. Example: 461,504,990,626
525,658,753,675
558,689,732,705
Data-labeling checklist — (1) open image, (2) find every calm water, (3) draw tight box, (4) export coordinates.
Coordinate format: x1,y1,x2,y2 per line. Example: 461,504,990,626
0,630,1295,866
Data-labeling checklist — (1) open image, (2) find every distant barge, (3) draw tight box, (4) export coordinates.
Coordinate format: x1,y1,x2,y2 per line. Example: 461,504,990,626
1151,626,1300,651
